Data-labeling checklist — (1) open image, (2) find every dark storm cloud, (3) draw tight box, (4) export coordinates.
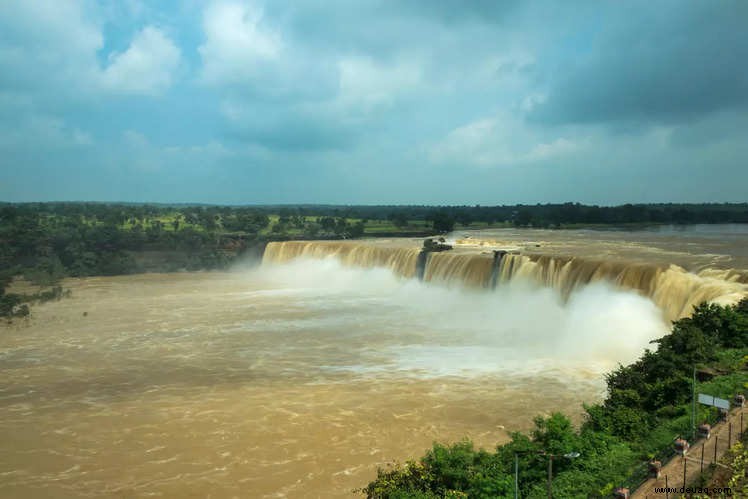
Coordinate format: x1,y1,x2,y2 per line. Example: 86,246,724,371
530,1,748,126
397,0,521,24
270,0,519,54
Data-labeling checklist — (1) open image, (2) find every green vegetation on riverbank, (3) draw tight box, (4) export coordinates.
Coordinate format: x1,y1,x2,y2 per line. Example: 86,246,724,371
361,301,748,498
703,439,748,496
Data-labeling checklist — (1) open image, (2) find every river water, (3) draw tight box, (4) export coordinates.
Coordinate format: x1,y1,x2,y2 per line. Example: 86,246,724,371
3,225,746,497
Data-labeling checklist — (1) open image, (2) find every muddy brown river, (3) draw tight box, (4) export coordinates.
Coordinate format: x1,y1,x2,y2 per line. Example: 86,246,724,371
2,230,724,497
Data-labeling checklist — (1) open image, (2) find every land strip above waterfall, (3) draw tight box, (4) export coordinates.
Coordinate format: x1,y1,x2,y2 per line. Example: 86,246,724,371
273,223,748,279
455,225,748,275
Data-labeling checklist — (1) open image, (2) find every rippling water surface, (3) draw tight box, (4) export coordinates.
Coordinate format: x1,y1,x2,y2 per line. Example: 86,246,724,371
1,259,668,497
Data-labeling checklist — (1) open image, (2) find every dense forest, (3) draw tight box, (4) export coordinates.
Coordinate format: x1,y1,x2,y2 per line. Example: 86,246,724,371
275,202,748,228
361,301,748,498
2,201,748,319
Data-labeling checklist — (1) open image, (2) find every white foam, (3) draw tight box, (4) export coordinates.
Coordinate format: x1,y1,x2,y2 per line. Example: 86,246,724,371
251,259,668,378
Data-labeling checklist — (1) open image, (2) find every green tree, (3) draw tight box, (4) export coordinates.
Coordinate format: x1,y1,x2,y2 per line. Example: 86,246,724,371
429,211,455,233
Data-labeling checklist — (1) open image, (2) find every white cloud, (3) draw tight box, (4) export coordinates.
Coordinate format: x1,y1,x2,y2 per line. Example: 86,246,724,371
163,141,233,167
0,0,103,93
520,93,547,112
429,114,583,167
0,1,103,56
0,114,93,149
101,26,181,95
122,129,150,148
120,130,233,172
0,3,181,97
199,1,281,85
336,56,423,113
524,137,578,161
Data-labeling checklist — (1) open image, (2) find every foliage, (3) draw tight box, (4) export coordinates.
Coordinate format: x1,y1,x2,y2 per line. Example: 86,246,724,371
360,440,512,498
0,284,68,320
725,442,748,496
0,203,389,318
428,211,455,233
0,293,25,318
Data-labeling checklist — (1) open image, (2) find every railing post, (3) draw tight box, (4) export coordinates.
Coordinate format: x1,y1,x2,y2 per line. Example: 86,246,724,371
692,366,696,440
700,443,704,473
682,457,686,488
665,474,669,499
713,435,718,464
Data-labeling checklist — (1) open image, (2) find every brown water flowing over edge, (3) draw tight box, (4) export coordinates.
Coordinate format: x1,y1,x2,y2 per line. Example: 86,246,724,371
263,240,423,279
263,240,748,322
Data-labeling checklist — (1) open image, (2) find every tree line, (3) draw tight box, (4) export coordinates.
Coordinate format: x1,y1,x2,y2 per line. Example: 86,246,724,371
256,202,748,228
0,203,371,318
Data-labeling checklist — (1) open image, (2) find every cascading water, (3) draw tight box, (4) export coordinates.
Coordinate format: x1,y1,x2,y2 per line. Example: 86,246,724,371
263,240,748,322
423,252,495,287
262,240,422,278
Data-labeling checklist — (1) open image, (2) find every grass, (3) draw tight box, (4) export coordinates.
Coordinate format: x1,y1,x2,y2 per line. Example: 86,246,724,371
38,212,520,239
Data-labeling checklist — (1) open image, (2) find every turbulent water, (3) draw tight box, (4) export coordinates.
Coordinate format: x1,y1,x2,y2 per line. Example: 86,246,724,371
2,226,746,498
264,225,748,322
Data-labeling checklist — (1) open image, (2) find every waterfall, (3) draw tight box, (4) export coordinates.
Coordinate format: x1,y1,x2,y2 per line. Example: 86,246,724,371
262,240,422,279
489,251,506,290
262,241,748,322
415,250,428,281
423,252,495,287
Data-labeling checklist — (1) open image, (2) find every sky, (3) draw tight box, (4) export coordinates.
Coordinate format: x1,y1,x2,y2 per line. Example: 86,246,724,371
1,0,747,205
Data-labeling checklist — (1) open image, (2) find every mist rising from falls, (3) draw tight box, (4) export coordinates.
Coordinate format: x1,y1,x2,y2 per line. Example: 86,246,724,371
263,241,748,322
263,240,421,278
254,257,667,373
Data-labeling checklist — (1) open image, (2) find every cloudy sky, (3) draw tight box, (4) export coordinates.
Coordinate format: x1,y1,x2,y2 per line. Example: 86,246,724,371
1,0,746,205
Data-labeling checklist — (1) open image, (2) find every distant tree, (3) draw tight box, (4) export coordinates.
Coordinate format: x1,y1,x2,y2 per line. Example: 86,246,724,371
15,303,30,318
291,215,305,229
514,210,533,227
0,293,22,317
388,212,409,228
278,208,292,225
428,211,455,233
334,217,348,235
270,223,286,236
183,212,199,225
303,223,320,238
455,211,473,227
252,213,270,229
349,221,366,238
319,217,336,232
